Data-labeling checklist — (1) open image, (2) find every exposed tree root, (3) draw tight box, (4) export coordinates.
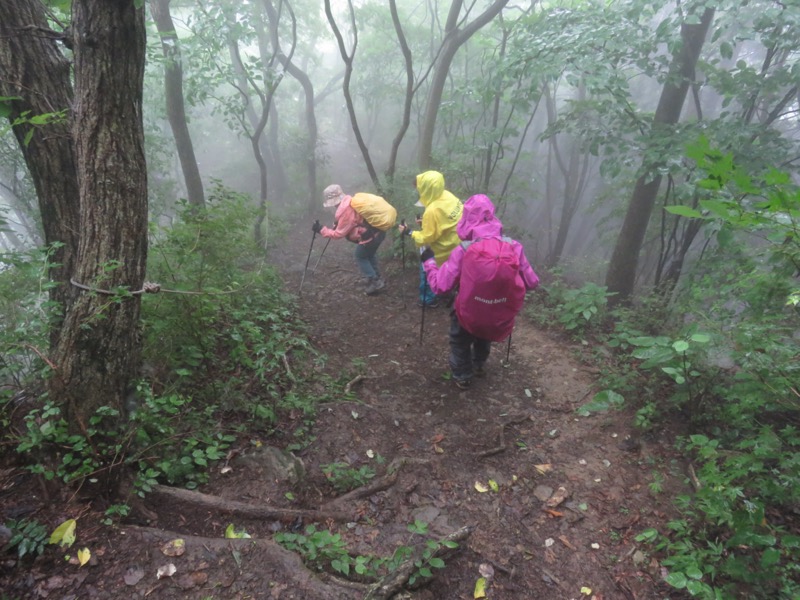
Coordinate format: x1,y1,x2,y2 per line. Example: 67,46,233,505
128,525,362,599
363,525,474,600
322,457,430,513
150,484,352,522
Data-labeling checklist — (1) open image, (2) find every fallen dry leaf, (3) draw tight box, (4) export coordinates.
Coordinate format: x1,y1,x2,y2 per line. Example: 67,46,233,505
543,508,563,518
474,481,489,493
558,535,577,550
161,538,186,557
534,463,552,475
431,433,445,444
156,563,176,579
545,486,570,507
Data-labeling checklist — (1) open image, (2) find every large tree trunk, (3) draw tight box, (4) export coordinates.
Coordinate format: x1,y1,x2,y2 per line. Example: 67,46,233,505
417,0,509,170
0,0,81,346
51,0,148,429
150,0,205,209
604,7,714,304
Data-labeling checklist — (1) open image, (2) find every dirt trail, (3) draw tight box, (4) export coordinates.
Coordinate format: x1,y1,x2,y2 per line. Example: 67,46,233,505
0,221,689,600
255,224,687,599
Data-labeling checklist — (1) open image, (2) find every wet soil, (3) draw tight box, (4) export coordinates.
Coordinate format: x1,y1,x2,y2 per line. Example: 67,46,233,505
0,221,692,599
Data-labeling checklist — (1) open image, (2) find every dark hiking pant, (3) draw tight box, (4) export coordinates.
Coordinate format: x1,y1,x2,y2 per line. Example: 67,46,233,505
354,231,386,279
449,310,490,383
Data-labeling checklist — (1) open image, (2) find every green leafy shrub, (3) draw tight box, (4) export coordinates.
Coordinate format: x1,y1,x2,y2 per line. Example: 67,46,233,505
320,462,375,493
142,183,312,414
533,279,614,334
5,518,48,559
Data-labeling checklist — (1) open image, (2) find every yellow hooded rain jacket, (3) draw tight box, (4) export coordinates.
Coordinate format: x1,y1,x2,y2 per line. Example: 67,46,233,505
411,171,463,265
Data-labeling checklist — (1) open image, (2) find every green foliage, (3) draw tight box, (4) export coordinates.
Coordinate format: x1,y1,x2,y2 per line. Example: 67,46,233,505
143,184,313,412
621,146,800,598
273,520,457,584
636,429,800,598
540,280,614,334
403,519,456,585
13,390,236,493
576,390,624,417
626,331,712,408
4,518,48,559
320,462,375,493
274,525,360,577
102,504,131,526
0,245,61,394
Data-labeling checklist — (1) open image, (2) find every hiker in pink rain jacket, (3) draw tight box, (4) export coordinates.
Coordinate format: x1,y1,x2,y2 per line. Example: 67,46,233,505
421,194,539,389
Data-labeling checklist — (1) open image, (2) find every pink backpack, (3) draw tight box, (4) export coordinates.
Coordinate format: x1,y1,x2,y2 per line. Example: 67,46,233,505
455,237,526,342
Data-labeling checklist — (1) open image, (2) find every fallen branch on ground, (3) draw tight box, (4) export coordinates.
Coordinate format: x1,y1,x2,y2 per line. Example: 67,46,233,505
150,484,351,522
363,525,474,600
344,374,373,394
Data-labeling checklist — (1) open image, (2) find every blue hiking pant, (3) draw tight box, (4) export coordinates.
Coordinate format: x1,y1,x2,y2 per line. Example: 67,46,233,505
449,310,491,383
354,231,386,279
418,263,437,305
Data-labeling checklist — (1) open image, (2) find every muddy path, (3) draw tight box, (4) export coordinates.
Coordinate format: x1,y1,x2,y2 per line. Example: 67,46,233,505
0,220,690,600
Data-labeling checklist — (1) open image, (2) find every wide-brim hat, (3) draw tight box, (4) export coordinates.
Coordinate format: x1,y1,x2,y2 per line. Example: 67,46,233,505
323,184,345,208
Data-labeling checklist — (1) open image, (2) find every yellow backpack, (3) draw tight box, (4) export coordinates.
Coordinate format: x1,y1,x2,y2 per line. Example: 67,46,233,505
349,193,397,231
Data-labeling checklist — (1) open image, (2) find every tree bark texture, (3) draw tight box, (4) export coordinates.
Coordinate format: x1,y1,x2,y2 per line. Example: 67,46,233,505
417,0,509,170
604,7,715,304
149,0,205,209
0,0,81,344
51,0,149,427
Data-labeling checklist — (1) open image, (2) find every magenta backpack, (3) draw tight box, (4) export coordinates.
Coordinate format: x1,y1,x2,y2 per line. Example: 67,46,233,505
455,237,526,342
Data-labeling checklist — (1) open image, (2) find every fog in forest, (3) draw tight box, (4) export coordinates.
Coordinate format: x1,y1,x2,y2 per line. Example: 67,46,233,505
2,0,799,293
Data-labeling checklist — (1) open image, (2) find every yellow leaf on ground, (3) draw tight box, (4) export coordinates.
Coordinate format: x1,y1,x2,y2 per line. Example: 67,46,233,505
581,586,592,595
474,482,489,493
488,479,499,492
225,524,251,539
49,519,77,548
161,538,186,557
474,577,487,598
534,464,552,475
77,548,91,567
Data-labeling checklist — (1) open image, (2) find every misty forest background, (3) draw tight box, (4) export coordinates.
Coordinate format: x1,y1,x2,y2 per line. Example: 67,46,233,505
1,0,799,597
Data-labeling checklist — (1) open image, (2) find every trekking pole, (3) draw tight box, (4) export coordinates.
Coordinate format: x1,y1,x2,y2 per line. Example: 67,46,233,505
419,296,426,345
312,238,331,274
400,220,406,272
299,228,317,294
504,332,513,366
418,244,427,345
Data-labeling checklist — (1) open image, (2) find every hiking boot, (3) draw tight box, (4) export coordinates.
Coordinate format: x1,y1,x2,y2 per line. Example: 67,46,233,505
365,277,386,296
417,299,440,308
474,363,486,378
454,378,471,390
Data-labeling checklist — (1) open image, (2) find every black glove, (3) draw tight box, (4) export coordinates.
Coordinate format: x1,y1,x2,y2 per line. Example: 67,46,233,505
420,247,435,263
398,222,413,237
312,220,322,234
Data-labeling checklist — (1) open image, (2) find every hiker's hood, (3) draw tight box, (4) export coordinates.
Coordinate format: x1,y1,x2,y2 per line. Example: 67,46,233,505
415,171,446,208
457,194,503,241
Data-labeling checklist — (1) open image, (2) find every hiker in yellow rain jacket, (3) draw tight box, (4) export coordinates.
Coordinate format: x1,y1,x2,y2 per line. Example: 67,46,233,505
398,171,463,307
